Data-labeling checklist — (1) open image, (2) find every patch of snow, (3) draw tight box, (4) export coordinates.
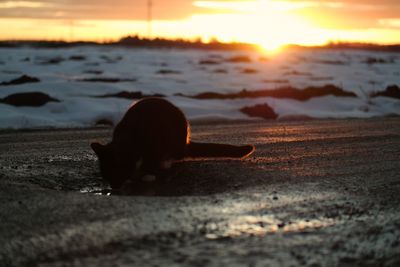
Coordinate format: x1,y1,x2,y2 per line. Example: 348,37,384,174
0,46,399,129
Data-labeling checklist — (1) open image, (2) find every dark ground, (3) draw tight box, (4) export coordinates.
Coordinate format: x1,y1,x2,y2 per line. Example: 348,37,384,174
0,118,400,267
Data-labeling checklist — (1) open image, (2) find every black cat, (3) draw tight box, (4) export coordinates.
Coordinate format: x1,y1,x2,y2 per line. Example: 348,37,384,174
91,98,254,189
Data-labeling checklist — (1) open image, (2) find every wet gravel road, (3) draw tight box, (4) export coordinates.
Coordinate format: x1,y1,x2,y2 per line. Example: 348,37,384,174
0,118,400,266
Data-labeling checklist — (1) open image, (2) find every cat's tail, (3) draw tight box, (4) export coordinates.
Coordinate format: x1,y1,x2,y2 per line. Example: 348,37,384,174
185,142,255,158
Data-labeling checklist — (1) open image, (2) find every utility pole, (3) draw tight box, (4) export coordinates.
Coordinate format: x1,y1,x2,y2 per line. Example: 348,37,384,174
147,0,153,38
69,20,74,42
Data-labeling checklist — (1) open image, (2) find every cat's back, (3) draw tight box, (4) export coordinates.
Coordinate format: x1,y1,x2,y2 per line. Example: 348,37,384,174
113,97,188,146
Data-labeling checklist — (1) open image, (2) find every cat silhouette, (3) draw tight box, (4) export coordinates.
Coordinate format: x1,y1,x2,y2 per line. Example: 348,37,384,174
91,97,254,189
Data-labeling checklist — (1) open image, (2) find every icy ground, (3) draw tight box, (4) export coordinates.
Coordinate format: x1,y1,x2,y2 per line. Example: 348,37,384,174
0,46,399,129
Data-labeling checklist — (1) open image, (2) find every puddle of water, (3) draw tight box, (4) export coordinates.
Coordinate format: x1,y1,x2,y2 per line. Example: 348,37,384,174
205,215,336,239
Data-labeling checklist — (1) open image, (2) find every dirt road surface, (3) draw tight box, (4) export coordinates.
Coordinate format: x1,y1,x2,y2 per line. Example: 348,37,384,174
1,118,400,266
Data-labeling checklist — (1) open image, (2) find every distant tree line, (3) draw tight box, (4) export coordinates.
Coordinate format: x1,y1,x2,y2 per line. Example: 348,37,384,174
0,36,399,52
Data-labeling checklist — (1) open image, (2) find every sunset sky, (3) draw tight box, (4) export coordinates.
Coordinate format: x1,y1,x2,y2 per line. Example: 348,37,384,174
0,0,400,49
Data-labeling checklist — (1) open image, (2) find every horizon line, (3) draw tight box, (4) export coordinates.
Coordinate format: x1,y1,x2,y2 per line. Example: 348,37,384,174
1,36,400,50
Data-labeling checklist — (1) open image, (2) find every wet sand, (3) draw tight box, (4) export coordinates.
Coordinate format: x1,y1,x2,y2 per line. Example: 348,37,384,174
1,118,400,266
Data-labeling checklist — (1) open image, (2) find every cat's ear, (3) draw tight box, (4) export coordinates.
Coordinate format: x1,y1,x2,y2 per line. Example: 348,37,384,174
91,142,108,157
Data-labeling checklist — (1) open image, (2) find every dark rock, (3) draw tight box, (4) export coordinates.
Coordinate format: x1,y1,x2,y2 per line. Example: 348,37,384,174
0,75,40,86
0,92,60,107
156,69,181,75
78,77,136,83
94,91,165,100
371,85,400,99
240,103,278,120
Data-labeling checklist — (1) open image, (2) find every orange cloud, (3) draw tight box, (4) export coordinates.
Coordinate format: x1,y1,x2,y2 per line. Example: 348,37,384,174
0,0,198,20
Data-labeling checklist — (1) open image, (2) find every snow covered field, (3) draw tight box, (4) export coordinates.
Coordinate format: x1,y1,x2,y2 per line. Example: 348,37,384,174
0,46,399,129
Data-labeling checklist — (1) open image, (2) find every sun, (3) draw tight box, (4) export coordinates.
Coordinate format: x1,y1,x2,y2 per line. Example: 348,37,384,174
191,0,327,50
259,42,284,53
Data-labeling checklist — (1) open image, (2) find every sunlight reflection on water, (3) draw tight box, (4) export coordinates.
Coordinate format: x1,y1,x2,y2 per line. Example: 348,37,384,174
79,187,111,196
204,191,338,239
205,215,336,239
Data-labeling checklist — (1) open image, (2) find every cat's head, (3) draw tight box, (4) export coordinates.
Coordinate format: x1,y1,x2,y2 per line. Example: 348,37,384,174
91,142,136,189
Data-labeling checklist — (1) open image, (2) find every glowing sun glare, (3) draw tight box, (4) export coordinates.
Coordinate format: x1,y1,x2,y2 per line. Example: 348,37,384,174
193,0,328,51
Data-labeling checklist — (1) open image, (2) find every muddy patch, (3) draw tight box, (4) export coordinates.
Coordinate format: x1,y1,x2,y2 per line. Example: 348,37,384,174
156,69,182,75
84,62,100,66
94,119,114,127
241,68,258,74
100,55,122,64
240,103,278,120
284,70,312,76
77,77,137,83
0,75,40,86
363,57,395,65
186,84,357,101
371,85,400,99
313,59,348,65
199,60,220,65
69,55,86,61
83,70,103,75
213,68,228,74
309,76,334,81
262,79,289,84
0,92,60,107
35,56,64,65
2,70,22,75
226,55,252,63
